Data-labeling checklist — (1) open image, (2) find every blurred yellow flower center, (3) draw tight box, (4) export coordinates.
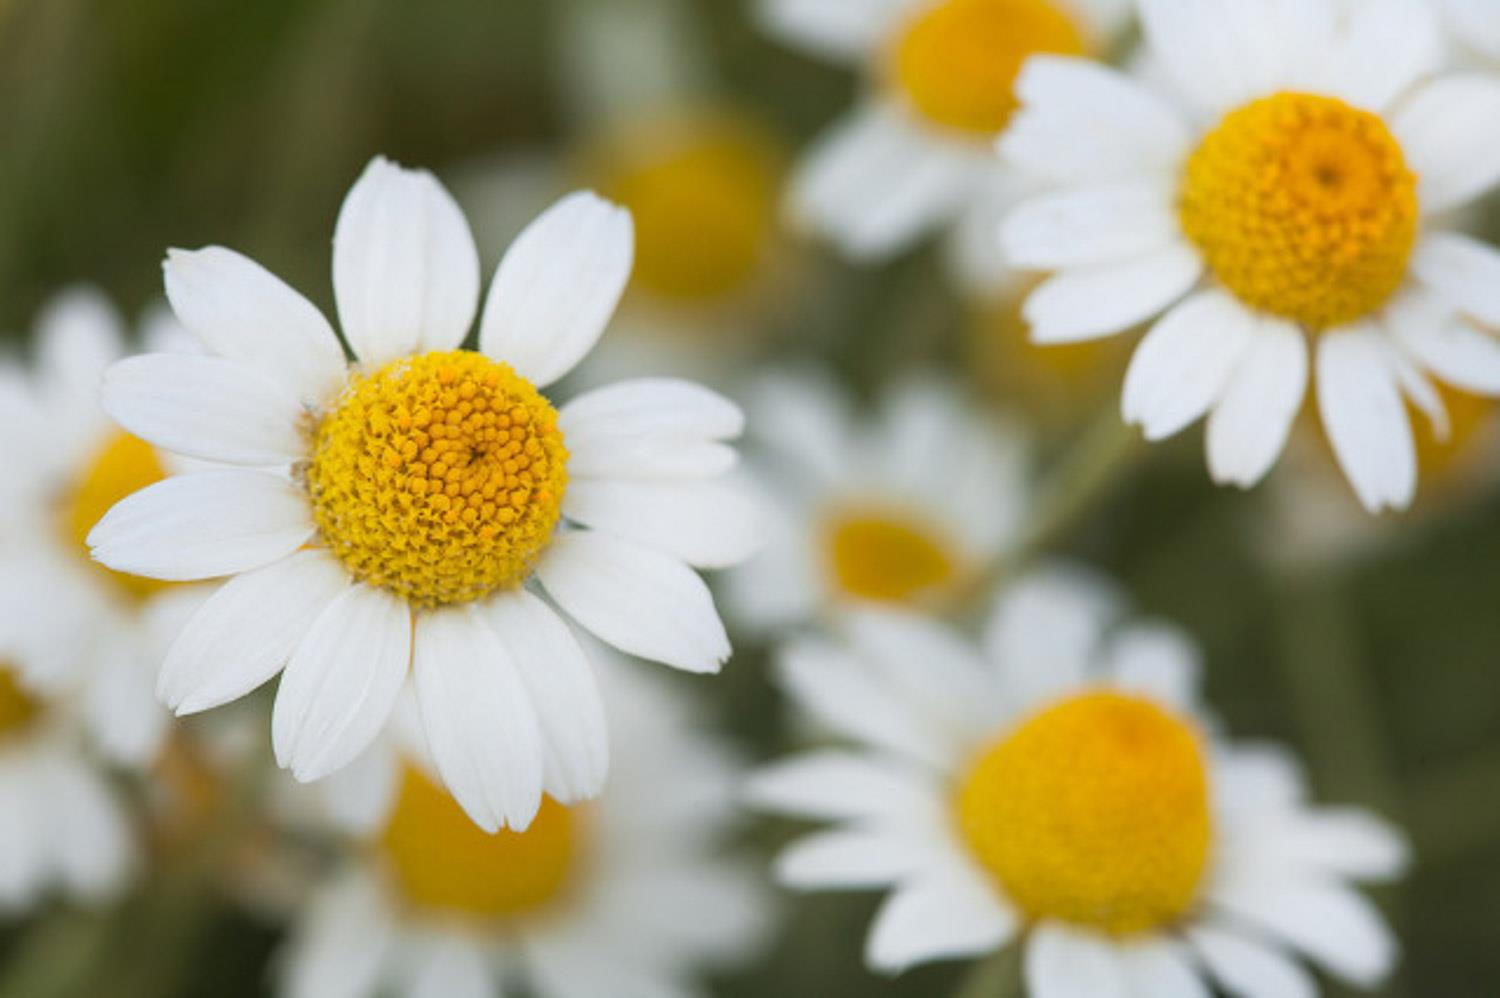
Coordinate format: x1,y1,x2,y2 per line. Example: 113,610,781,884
823,507,961,604
65,431,172,600
956,692,1211,936
1416,385,1495,484
0,668,40,738
380,766,580,919
307,350,568,608
1180,92,1418,330
602,118,781,303
891,0,1086,136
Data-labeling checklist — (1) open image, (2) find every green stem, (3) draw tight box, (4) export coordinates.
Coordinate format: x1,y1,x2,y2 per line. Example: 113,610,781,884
953,946,1023,998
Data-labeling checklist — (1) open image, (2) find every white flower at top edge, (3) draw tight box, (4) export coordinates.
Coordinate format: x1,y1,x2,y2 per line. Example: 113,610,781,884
755,0,1132,293
999,0,1500,513
278,655,768,998
749,564,1409,997
87,156,763,832
725,371,1028,632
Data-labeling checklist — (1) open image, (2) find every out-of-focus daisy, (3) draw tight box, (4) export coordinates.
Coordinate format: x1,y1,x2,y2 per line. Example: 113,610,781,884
88,157,760,831
727,372,1027,631
0,289,189,767
280,658,767,998
750,566,1409,994
1001,0,1500,512
756,0,1130,292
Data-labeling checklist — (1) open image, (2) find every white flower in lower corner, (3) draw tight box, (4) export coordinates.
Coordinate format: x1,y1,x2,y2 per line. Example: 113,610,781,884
726,372,1027,631
87,156,762,832
279,659,768,998
756,0,1130,292
749,566,1408,996
999,0,1500,513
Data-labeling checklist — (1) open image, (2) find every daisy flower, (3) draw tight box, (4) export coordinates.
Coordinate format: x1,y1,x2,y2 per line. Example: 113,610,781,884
0,288,189,767
279,657,767,998
750,566,1409,995
88,157,761,831
1430,0,1500,65
726,372,1027,631
756,0,1130,292
1000,0,1500,512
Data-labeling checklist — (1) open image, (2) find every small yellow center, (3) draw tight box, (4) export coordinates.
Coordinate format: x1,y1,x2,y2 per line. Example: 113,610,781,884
600,116,782,303
891,0,1086,136
307,350,568,608
65,431,172,600
380,766,580,919
823,507,962,605
955,692,1211,936
1179,92,1418,330
0,667,40,739
1415,385,1495,485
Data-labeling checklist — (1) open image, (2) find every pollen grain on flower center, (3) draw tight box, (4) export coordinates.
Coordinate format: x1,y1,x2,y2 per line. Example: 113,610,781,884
955,691,1212,936
306,350,568,609
380,765,580,919
891,0,1086,136
1179,91,1418,330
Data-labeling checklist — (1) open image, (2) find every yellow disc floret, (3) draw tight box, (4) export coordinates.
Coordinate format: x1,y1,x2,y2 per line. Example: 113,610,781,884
956,692,1211,936
65,431,172,600
1179,92,1418,330
380,766,581,919
307,350,567,608
891,0,1086,136
823,507,962,605
0,667,40,739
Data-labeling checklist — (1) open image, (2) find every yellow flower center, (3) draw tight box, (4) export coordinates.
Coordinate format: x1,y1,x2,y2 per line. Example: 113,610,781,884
823,507,962,605
64,431,172,600
380,766,580,919
600,116,782,303
1416,385,1495,484
1179,92,1418,330
0,667,40,739
890,0,1086,136
307,350,568,608
955,692,1212,936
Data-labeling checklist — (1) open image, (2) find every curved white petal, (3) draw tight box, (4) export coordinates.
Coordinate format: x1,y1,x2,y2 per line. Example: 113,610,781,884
1324,0,1444,112
1106,623,1202,710
1316,328,1417,513
1412,231,1500,329
479,191,633,387
776,828,940,890
1438,0,1500,62
1187,925,1316,998
1206,319,1308,487
866,874,1017,974
1394,74,1500,214
1240,809,1410,882
34,288,124,461
282,874,394,998
983,564,1119,714
1024,245,1202,344
272,584,412,782
47,757,135,902
560,378,743,480
755,0,914,62
745,751,939,823
1209,878,1397,987
1002,181,1177,270
1123,291,1255,441
1118,939,1210,998
404,935,494,998
843,609,995,738
562,477,762,569
333,156,480,365
1025,923,1127,998
317,736,400,836
88,470,316,581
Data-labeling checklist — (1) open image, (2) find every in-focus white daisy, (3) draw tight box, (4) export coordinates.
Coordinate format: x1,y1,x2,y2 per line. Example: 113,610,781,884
1000,0,1500,512
88,156,761,831
750,566,1409,996
0,289,190,767
757,0,1130,292
280,658,767,998
727,372,1027,631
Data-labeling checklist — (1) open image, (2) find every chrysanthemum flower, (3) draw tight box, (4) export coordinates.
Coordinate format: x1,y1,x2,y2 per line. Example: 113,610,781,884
1000,0,1500,512
280,659,767,998
0,289,190,767
750,566,1408,995
727,373,1027,630
88,157,760,831
756,0,1130,291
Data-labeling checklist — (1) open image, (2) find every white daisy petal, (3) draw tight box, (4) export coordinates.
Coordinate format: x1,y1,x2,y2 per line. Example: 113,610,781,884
478,191,633,387
272,584,412,783
35,288,123,460
82,647,168,766
1002,181,1178,270
1187,925,1316,998
88,470,316,581
1215,743,1309,815
0,763,44,910
159,550,347,714
775,828,938,890
1438,0,1500,62
754,0,914,62
412,606,544,832
536,531,730,674
560,378,743,480
866,873,1017,975
1316,328,1417,513
1246,809,1411,882
1385,286,1500,395
482,590,608,803
1118,939,1209,998
1025,923,1127,998
562,477,762,569
843,609,995,738
1106,623,1201,710
1325,0,1444,112
1206,318,1308,487
1025,245,1202,344
1393,74,1500,214
1123,291,1255,441
282,875,393,998
404,935,495,998
1411,231,1500,329
335,157,480,363
101,353,306,465
1209,878,1398,986
317,736,399,836
984,564,1118,713
163,246,346,404
744,751,939,823
48,758,134,902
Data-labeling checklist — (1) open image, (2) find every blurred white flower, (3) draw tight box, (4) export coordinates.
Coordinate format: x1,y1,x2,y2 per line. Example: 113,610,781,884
750,565,1409,994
